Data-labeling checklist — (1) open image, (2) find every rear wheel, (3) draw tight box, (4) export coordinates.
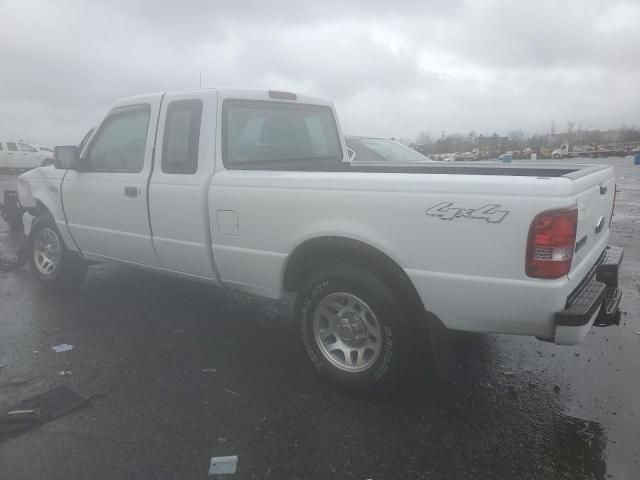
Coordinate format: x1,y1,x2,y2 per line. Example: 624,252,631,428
29,213,87,287
295,264,411,394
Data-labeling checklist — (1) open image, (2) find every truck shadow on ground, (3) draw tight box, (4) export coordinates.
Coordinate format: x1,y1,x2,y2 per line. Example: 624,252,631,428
19,264,609,479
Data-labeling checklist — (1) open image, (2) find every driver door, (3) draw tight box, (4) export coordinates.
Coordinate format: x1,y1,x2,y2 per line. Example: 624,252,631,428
61,100,160,267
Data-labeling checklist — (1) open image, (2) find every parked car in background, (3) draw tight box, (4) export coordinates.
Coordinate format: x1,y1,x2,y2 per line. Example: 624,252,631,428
498,151,513,162
346,136,433,163
0,140,53,170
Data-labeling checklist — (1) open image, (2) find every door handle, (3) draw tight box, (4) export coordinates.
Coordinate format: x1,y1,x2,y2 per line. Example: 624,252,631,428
124,186,138,198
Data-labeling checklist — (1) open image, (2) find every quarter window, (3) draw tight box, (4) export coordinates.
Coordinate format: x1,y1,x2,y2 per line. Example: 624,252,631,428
161,99,203,174
223,100,342,167
86,105,150,172
7,142,17,152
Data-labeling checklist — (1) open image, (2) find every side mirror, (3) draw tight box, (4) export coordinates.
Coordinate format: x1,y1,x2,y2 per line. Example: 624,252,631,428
53,146,80,170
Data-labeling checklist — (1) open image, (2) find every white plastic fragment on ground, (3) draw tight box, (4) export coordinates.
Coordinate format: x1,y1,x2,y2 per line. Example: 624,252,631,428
209,455,238,475
51,344,74,353
201,368,218,373
223,388,240,397
58,370,73,376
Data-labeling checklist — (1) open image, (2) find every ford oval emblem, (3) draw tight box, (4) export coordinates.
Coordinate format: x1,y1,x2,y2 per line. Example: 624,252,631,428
595,216,605,234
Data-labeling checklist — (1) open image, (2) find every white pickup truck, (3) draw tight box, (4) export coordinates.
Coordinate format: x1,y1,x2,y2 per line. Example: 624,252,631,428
15,88,623,393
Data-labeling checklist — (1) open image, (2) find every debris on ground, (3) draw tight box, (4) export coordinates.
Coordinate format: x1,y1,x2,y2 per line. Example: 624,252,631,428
5,409,41,423
51,344,74,353
209,455,238,475
58,370,73,376
218,437,227,443
201,368,218,373
0,232,27,272
0,385,88,439
10,377,34,386
503,371,516,377
634,331,640,335
553,385,561,393
223,388,240,397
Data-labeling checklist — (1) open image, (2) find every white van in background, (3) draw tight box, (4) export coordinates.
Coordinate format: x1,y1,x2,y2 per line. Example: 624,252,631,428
0,140,53,170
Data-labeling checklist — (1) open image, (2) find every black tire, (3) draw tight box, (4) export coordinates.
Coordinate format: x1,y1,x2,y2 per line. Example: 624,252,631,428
295,264,412,394
28,212,87,287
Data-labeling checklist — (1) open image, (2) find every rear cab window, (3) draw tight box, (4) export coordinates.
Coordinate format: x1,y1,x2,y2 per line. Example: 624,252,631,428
222,100,342,168
161,99,203,174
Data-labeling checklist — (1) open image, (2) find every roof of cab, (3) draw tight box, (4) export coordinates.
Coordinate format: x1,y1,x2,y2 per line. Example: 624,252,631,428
111,88,333,109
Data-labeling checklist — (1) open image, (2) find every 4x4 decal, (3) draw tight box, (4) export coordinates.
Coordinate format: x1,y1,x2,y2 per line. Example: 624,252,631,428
426,202,509,223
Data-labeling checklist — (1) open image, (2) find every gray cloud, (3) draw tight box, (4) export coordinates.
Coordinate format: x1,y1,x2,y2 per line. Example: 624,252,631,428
0,0,638,144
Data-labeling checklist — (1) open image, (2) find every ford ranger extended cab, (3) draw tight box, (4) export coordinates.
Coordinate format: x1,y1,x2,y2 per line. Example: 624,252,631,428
15,88,623,393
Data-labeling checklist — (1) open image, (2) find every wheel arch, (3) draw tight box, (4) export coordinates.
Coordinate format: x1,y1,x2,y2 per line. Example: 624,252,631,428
283,236,425,318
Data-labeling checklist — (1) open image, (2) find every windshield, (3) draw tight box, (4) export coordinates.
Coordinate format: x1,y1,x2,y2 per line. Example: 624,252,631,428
358,138,430,162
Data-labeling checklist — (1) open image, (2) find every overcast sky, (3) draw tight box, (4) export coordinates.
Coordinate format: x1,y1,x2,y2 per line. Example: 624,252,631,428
1,0,639,145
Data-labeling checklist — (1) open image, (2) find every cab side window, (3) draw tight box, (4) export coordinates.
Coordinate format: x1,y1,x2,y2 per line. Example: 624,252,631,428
7,142,17,152
86,105,150,172
161,99,203,174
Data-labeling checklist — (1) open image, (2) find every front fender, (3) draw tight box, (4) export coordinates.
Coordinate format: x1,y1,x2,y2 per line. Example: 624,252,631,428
16,167,78,250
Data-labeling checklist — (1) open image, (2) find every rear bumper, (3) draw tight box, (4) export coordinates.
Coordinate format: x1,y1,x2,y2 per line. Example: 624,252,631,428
554,245,623,345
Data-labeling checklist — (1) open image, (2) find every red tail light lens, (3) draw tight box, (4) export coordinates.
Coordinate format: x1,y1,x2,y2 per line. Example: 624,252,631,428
526,208,578,279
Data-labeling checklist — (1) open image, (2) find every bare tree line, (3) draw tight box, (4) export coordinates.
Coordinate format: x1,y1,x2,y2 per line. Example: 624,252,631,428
411,122,640,155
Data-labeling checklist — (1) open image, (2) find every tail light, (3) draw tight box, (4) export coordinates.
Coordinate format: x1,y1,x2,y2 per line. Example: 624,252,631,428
526,208,578,279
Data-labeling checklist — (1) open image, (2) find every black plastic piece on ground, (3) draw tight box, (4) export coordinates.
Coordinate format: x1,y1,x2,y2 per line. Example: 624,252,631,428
0,386,88,441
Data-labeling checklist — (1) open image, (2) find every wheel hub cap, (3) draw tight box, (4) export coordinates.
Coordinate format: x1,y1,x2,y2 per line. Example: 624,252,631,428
33,227,61,275
312,292,383,372
336,313,368,346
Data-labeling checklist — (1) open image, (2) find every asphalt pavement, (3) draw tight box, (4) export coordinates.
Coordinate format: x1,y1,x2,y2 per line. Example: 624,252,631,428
0,157,639,479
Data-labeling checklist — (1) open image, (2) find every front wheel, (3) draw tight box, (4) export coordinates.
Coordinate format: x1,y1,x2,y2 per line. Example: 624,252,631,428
295,264,411,394
29,213,87,287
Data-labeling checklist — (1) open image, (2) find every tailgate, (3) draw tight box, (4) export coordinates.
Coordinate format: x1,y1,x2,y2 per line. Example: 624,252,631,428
567,165,616,289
